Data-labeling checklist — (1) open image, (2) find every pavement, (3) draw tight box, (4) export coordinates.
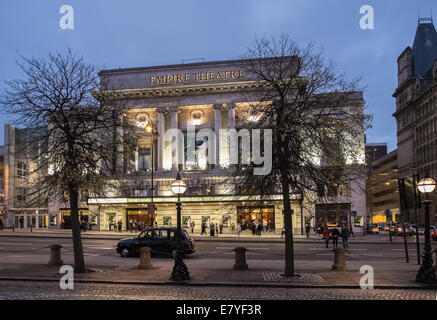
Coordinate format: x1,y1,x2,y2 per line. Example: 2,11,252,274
0,227,415,244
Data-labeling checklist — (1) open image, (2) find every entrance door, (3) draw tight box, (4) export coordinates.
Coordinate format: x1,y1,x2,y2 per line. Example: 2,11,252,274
126,209,155,231
237,206,275,231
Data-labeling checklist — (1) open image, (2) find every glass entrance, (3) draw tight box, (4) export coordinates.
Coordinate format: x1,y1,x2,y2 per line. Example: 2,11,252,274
126,209,155,231
237,206,275,231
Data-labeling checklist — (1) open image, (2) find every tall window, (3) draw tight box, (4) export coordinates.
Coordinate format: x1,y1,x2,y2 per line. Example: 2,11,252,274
16,187,27,205
138,148,151,171
17,162,28,180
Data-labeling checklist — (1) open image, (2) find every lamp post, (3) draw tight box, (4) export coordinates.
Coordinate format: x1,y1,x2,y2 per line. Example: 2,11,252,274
145,122,156,227
170,172,190,281
416,175,437,284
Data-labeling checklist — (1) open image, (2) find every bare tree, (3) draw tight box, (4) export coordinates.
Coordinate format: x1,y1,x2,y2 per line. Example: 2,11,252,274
227,34,372,276
0,50,128,273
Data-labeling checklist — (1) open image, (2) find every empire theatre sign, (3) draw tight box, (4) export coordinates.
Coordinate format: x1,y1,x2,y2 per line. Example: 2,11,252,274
148,69,245,86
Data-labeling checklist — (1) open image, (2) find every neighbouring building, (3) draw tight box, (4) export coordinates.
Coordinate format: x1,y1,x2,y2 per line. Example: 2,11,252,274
367,148,400,223
1,125,49,229
393,17,437,224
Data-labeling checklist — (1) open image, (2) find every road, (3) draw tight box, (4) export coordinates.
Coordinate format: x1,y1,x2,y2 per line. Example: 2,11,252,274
0,280,435,300
0,235,429,262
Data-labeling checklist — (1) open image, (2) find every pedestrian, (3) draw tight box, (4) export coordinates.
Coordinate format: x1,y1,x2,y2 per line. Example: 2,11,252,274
219,223,223,234
341,226,350,249
107,220,111,231
305,225,310,238
210,223,215,237
215,224,218,237
118,220,122,232
129,218,133,233
237,223,241,237
251,223,256,236
332,227,340,248
190,221,195,233
281,227,285,238
231,222,236,233
323,227,331,248
201,222,207,235
257,223,262,236
0,217,3,230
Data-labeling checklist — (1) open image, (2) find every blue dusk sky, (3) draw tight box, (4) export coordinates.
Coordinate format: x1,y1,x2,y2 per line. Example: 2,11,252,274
1,0,436,151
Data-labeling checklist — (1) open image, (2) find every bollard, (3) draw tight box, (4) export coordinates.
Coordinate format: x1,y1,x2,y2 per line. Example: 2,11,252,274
233,247,248,270
332,248,347,271
48,244,63,266
139,247,153,270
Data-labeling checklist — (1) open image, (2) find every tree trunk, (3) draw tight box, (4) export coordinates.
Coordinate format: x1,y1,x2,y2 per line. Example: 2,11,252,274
281,173,295,276
68,184,86,273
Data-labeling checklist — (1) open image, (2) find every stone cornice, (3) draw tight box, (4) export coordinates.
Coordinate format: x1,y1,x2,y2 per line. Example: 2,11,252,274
95,80,268,100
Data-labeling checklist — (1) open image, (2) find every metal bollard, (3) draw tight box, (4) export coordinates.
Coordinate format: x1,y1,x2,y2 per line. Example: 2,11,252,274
332,248,347,271
233,247,248,270
48,244,63,266
139,247,153,270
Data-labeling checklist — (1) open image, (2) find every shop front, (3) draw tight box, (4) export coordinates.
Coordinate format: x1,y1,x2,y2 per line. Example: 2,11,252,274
13,209,49,229
89,195,296,234
237,206,275,232
60,208,95,229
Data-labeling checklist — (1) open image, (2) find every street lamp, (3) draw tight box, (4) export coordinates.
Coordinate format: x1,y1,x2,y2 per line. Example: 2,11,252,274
170,172,190,281
416,174,437,284
145,121,156,227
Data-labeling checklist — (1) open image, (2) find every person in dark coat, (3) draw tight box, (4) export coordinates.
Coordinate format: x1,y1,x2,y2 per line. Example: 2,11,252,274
305,225,311,238
257,223,262,236
201,222,207,235
341,227,350,249
210,223,215,237
331,227,340,248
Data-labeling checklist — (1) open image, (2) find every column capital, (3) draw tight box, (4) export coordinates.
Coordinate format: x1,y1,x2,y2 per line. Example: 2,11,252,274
169,106,179,113
157,106,167,114
213,104,223,111
227,102,236,110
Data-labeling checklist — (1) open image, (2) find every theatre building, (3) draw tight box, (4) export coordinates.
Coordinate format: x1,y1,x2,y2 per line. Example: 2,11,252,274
53,57,365,235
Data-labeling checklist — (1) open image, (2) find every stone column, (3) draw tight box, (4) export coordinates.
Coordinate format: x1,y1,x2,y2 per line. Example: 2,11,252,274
157,107,166,170
213,104,223,168
227,103,236,168
170,106,179,171
228,103,236,129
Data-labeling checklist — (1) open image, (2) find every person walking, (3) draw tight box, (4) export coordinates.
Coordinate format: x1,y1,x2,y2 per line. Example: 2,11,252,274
251,222,256,236
281,227,285,238
215,224,219,237
323,227,331,248
190,221,195,233
117,220,122,232
257,223,262,236
129,218,133,233
331,227,340,248
341,226,350,249
210,223,215,237
201,222,207,235
305,224,311,238
237,223,241,237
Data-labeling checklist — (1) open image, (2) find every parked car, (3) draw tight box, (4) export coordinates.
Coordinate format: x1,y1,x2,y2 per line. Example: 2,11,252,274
377,223,386,231
368,224,379,234
395,224,415,236
416,226,425,235
116,227,196,257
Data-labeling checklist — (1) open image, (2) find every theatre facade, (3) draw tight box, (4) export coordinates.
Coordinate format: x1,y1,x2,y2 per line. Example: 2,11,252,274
56,58,366,235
